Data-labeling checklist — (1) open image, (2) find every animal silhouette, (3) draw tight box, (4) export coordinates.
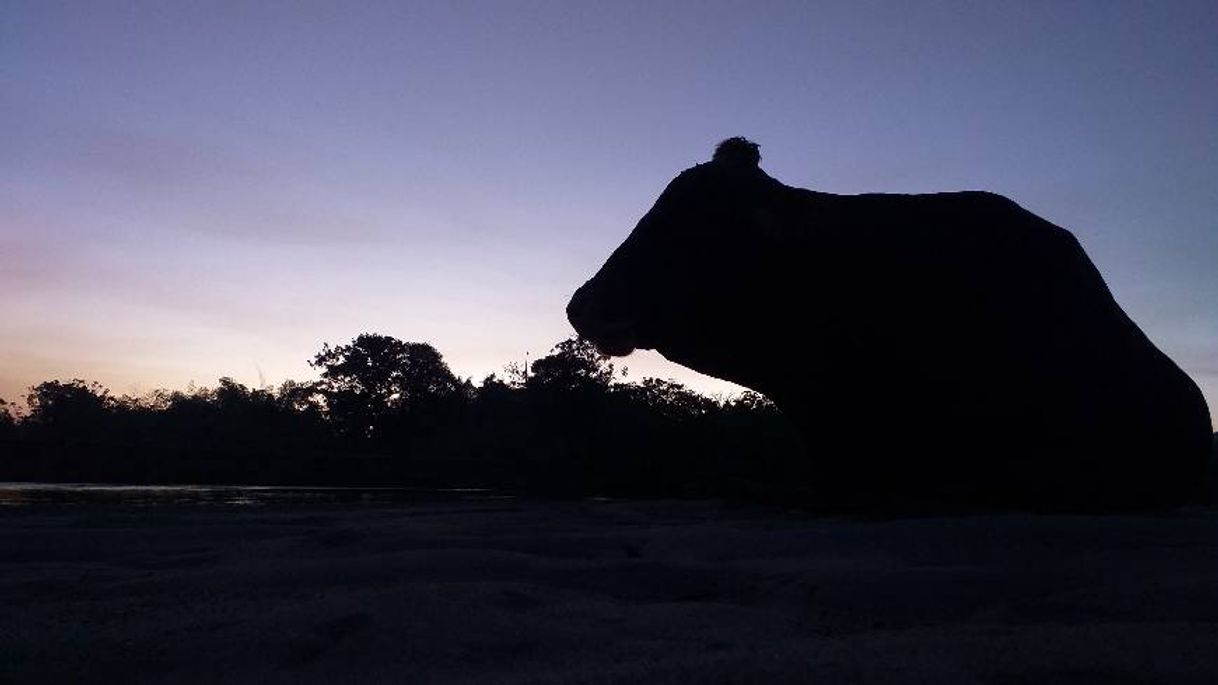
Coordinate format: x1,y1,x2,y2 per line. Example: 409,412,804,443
568,138,1211,510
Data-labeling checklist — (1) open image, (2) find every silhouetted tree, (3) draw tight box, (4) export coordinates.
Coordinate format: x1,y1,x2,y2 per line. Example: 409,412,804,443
151,385,218,446
204,378,280,448
310,334,463,442
101,391,162,446
455,373,533,471
613,377,717,421
721,390,776,413
275,379,325,415
478,373,515,396
0,399,16,440
517,337,618,484
0,334,809,499
24,379,114,441
527,337,614,393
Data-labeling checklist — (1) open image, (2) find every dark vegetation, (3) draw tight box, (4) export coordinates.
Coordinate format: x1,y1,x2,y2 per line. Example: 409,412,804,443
0,334,807,498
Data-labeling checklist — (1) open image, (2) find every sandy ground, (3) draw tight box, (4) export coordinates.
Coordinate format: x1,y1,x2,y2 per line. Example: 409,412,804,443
3,500,1218,684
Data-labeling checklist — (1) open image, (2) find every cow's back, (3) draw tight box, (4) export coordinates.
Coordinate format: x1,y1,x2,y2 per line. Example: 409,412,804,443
773,189,1210,509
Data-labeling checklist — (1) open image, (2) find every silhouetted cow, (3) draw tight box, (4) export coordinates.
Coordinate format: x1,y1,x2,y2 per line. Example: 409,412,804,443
567,137,1211,510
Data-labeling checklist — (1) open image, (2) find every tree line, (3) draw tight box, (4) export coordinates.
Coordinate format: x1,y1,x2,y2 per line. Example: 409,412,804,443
0,334,808,498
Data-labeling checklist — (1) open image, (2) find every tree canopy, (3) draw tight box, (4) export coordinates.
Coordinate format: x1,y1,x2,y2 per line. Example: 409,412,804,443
0,333,804,499
310,334,464,439
527,336,615,393
23,379,113,441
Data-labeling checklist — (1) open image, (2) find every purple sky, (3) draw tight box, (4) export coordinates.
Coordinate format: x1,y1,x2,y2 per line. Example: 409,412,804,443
3,1,1216,422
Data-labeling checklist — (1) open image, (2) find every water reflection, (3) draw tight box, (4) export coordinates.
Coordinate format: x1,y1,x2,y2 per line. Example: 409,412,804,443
0,483,510,507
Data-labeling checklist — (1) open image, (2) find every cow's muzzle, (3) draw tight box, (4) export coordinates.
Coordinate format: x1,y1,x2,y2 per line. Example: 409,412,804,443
566,284,639,356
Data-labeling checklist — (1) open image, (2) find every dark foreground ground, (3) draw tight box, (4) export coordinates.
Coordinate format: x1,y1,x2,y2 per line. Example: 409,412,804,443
3,500,1218,684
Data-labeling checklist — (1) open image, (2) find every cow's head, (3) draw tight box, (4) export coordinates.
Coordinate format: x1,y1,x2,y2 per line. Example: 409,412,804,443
566,138,788,387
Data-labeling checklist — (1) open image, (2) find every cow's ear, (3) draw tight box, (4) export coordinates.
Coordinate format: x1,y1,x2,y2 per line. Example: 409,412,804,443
713,137,761,168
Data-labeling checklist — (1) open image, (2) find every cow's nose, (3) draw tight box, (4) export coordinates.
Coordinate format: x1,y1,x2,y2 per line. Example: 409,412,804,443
566,285,592,331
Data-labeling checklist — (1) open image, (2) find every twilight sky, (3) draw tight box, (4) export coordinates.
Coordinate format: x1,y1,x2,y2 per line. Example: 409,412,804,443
3,1,1216,422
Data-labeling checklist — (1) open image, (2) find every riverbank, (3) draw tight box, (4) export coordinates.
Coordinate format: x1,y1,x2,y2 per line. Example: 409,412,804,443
3,500,1218,683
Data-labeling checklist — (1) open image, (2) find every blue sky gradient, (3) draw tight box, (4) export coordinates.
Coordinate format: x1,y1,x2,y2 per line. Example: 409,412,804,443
3,1,1215,422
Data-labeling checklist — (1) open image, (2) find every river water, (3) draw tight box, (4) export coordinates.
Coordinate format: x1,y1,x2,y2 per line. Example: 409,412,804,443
0,482,512,506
